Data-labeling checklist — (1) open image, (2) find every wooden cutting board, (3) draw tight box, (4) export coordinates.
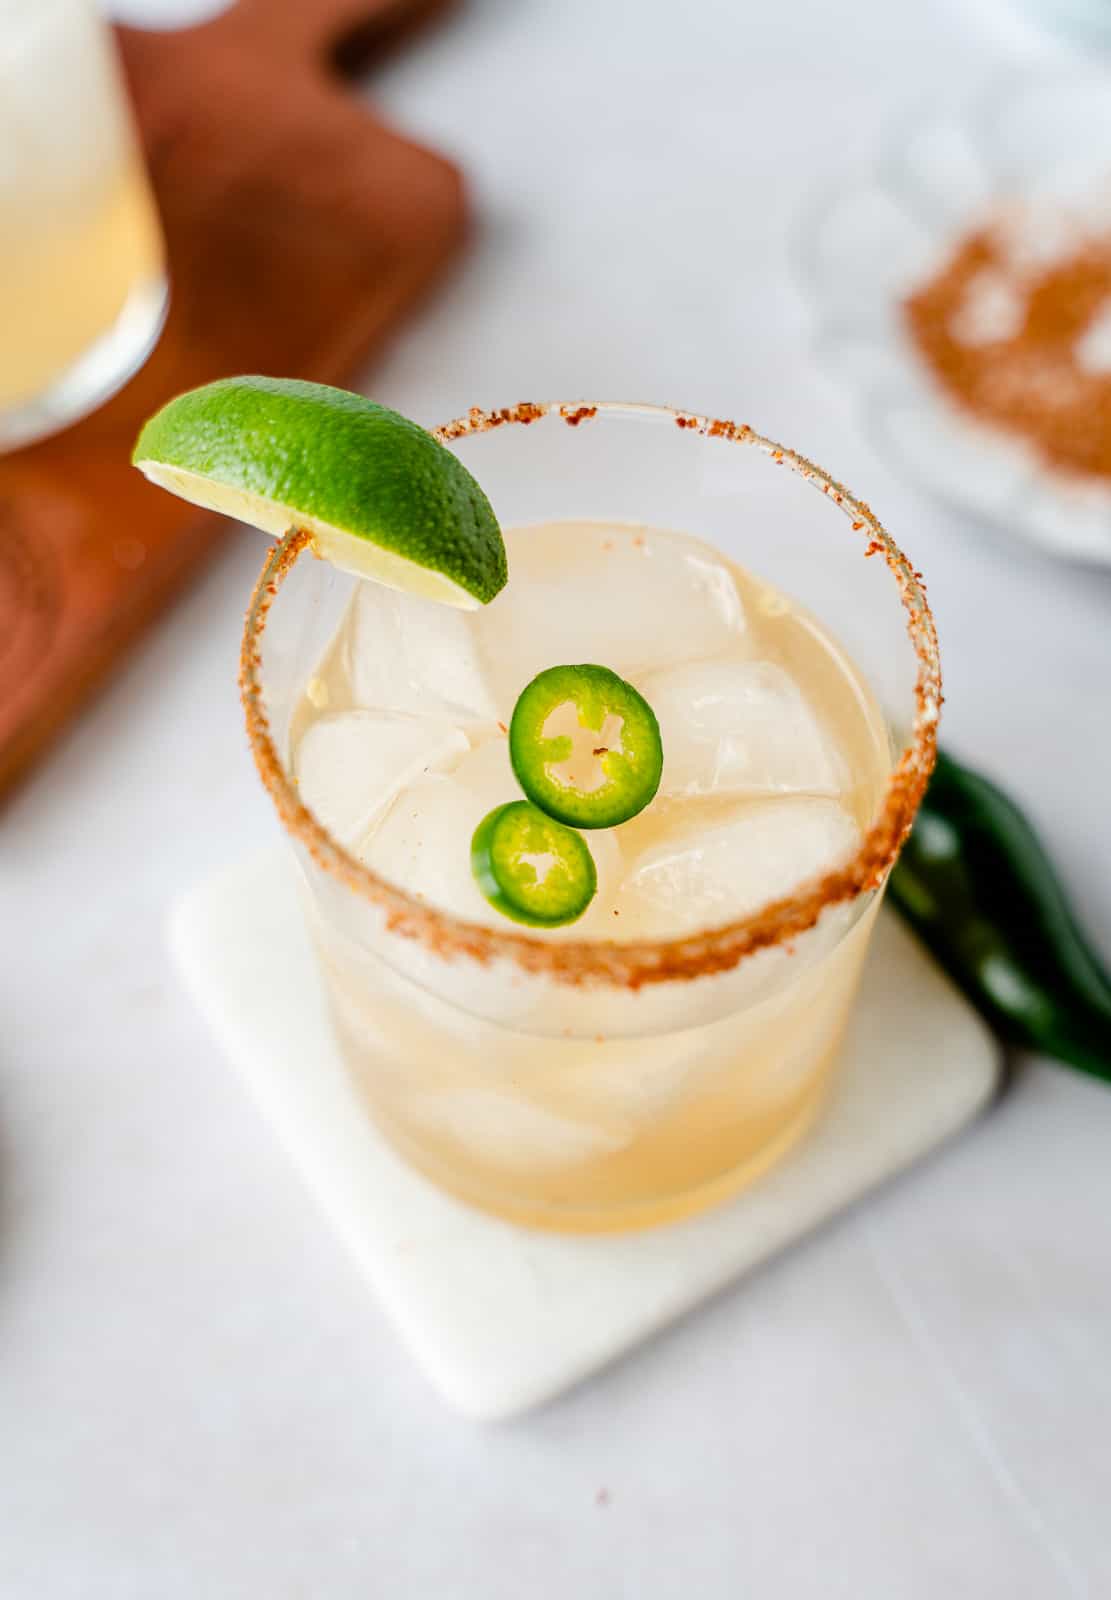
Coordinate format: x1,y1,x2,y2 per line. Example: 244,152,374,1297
0,0,466,801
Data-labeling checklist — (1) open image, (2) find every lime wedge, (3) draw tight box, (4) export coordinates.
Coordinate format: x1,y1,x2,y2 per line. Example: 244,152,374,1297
132,377,507,608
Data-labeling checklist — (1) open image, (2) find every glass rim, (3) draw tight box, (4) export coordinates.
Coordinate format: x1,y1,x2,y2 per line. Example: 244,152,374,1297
240,399,940,990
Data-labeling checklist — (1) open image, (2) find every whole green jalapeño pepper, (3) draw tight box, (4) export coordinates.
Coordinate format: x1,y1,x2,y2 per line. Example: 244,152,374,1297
889,750,1111,1084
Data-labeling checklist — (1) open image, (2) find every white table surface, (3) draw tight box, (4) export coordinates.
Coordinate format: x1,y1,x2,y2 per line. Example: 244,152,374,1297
4,1,1111,1594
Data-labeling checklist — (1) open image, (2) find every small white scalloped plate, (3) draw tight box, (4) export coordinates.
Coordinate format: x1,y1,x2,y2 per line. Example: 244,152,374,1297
795,70,1111,567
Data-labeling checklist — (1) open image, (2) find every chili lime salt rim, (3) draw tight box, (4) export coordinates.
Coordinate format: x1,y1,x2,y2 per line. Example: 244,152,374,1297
240,400,940,990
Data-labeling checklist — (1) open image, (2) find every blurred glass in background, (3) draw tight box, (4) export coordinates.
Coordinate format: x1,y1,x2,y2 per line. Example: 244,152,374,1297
0,0,166,450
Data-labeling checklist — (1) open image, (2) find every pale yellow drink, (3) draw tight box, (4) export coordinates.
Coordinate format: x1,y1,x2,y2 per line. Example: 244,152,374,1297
0,0,166,443
292,520,891,1232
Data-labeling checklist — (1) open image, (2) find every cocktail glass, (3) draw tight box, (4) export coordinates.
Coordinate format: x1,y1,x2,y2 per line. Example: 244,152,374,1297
241,402,940,1233
0,0,167,450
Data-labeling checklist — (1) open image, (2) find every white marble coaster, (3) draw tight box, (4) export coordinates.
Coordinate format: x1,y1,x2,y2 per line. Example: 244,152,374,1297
169,848,1001,1421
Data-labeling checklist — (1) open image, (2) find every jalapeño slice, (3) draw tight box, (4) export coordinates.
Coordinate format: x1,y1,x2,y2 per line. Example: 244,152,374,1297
509,664,663,829
471,801,597,927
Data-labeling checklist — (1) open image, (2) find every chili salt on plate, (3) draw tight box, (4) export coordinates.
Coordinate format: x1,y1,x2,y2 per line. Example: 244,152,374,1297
795,70,1111,566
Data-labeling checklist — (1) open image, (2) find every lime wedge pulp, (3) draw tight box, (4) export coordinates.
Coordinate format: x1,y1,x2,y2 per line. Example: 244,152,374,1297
132,377,507,609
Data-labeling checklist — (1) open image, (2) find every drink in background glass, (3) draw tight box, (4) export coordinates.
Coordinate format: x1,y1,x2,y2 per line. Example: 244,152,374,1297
0,0,167,449
242,403,939,1233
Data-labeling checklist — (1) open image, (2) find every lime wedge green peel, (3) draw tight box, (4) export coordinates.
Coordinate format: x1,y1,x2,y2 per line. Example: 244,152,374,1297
132,377,507,609
509,663,663,828
471,801,598,928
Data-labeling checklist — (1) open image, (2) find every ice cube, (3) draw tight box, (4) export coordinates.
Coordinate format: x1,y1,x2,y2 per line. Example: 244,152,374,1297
361,736,623,935
341,580,498,726
641,658,845,800
612,796,861,939
403,1086,631,1169
294,712,469,848
474,522,747,714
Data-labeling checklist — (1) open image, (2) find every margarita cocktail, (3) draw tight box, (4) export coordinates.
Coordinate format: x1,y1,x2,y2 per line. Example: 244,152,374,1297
134,385,939,1233
1,0,166,447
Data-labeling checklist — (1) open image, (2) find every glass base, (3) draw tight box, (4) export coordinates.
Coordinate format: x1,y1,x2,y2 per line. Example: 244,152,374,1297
0,271,169,453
